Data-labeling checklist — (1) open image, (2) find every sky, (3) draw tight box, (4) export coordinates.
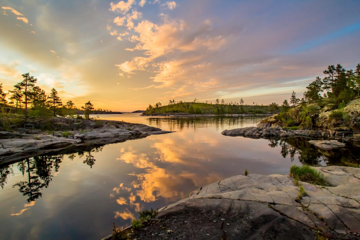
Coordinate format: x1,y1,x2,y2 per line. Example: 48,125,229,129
0,0,360,111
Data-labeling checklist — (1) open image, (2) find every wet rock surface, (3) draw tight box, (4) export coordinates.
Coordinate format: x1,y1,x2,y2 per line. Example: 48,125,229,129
221,126,358,143
309,140,346,150
128,166,360,240
0,121,171,165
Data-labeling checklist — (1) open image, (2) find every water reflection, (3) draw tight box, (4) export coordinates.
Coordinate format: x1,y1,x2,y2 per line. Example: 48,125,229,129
147,116,263,131
270,138,360,167
1,147,102,202
0,115,359,240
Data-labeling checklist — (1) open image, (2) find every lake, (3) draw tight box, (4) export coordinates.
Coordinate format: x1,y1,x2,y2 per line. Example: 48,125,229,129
0,114,359,240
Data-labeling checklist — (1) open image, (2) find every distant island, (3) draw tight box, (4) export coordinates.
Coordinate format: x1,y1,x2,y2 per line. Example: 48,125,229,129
132,110,145,113
142,101,277,116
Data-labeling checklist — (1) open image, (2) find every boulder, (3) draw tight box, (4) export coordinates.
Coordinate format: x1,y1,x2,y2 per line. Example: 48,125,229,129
308,140,346,150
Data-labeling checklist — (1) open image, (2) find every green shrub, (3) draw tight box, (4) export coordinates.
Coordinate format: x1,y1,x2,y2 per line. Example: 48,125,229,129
111,223,128,240
131,219,143,230
286,118,296,127
244,169,248,176
329,110,344,121
62,131,74,138
138,208,158,221
290,165,327,186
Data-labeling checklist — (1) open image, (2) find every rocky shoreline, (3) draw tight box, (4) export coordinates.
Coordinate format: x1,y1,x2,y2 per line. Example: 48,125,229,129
221,126,360,143
0,120,171,166
106,166,360,240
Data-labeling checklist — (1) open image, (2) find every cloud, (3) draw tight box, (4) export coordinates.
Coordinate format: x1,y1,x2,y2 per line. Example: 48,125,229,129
113,16,126,26
110,0,135,14
10,208,29,216
139,0,146,7
116,197,127,205
1,6,23,16
2,6,29,24
163,1,177,10
16,16,28,23
114,209,135,220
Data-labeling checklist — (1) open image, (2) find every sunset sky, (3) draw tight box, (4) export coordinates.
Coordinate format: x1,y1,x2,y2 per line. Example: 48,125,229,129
1,0,360,111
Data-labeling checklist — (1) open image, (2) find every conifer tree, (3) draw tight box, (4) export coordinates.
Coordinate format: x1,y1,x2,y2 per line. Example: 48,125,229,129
290,91,300,106
82,101,94,120
0,83,7,106
47,88,63,116
19,73,37,121
9,83,23,109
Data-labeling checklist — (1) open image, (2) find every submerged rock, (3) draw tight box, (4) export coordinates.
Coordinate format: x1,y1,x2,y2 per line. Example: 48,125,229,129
309,140,346,150
128,166,360,240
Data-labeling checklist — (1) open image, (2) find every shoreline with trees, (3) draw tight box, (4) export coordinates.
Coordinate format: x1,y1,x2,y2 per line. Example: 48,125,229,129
142,100,278,116
221,63,360,145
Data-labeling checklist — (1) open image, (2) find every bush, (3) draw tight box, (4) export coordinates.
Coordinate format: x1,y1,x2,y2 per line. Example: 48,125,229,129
111,223,128,240
138,208,158,221
62,131,74,138
329,110,344,121
290,165,327,186
131,219,143,230
286,118,296,127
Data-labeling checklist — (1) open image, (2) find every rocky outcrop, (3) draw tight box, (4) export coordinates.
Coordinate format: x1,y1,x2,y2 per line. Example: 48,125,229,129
128,166,360,240
0,122,171,165
309,140,346,150
221,126,358,142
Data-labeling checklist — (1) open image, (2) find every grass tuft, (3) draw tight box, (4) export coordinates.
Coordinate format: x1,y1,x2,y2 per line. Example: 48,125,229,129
244,169,248,176
290,165,327,186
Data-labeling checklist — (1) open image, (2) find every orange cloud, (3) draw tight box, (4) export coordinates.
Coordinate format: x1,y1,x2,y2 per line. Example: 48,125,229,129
1,6,23,16
114,209,135,220
163,1,177,10
110,0,135,14
16,16,28,23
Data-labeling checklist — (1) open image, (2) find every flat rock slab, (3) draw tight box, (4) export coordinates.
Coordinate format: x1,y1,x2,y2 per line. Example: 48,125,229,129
309,140,346,150
0,123,172,165
129,166,360,240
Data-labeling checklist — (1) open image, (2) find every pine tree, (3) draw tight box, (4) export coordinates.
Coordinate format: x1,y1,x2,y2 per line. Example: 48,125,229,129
0,83,7,106
47,88,63,116
31,86,47,108
82,101,94,120
19,73,37,121
290,91,300,106
9,83,23,109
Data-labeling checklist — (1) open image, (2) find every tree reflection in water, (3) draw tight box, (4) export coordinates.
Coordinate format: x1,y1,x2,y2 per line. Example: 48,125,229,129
0,146,103,202
147,116,264,131
271,138,360,167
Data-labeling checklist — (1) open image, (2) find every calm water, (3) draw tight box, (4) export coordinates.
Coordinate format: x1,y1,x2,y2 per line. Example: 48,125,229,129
1,114,359,240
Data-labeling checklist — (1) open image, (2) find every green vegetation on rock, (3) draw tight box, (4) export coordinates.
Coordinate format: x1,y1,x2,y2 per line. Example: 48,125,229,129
261,63,360,131
290,165,327,186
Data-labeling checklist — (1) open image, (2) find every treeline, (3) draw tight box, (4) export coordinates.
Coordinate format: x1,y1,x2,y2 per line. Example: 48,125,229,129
0,73,115,121
144,99,274,115
270,63,360,129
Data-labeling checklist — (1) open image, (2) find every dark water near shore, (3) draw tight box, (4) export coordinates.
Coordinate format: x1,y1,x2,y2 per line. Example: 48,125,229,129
1,114,359,240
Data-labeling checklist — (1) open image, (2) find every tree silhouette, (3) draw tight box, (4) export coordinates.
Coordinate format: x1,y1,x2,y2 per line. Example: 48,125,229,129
83,151,96,168
13,158,46,202
9,83,23,109
82,101,94,120
19,73,37,121
47,88,63,116
290,91,300,106
0,165,13,189
0,83,7,106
